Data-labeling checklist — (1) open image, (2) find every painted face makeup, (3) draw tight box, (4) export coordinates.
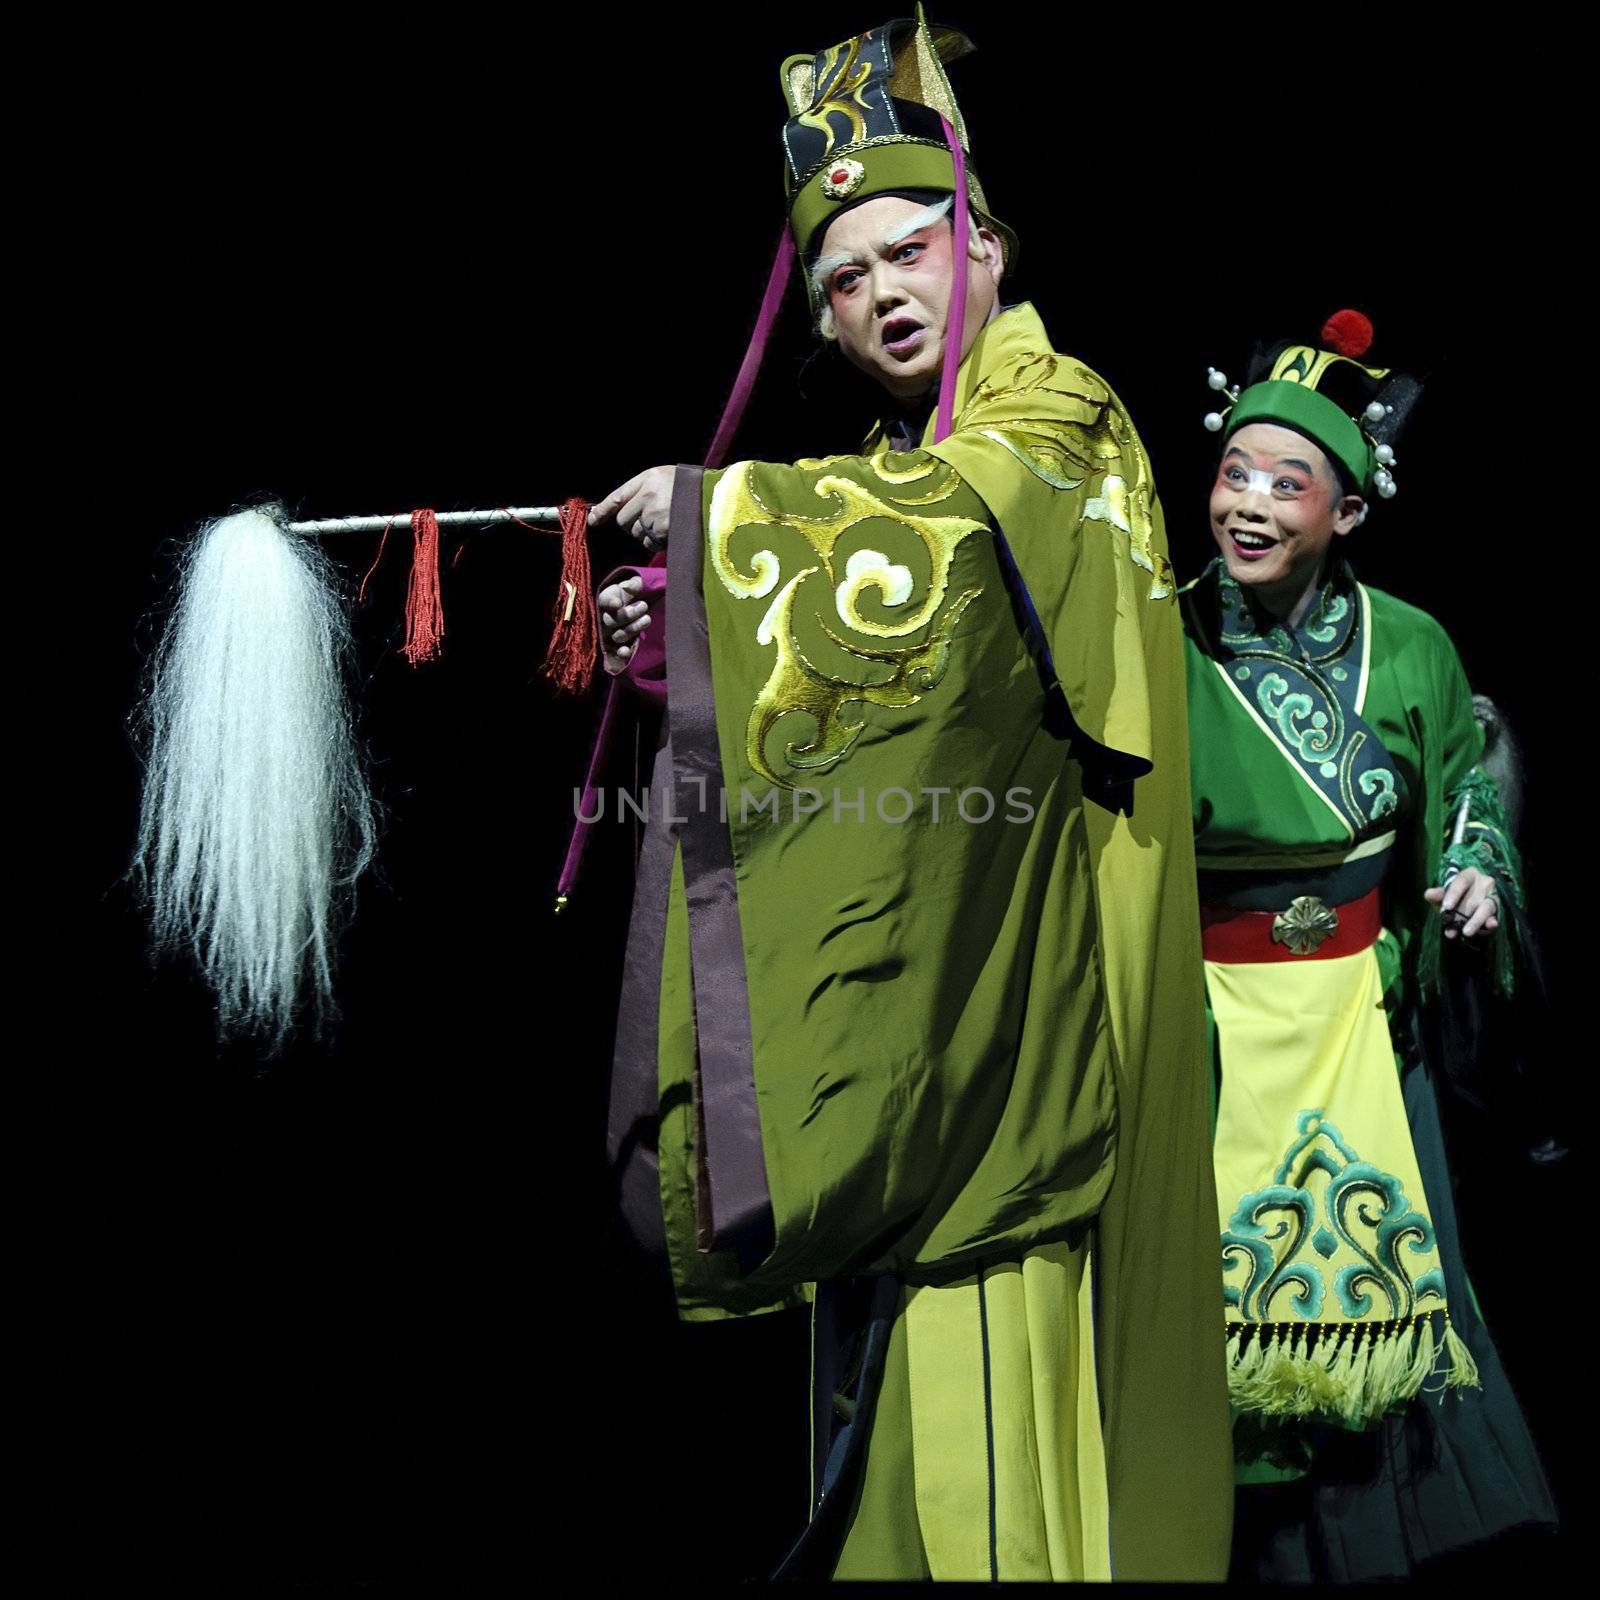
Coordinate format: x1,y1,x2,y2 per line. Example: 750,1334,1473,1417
1209,422,1361,613
1235,468,1282,498
815,194,1002,403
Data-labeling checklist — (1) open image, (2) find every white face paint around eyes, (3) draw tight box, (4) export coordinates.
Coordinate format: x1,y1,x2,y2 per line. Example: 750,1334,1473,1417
1242,468,1277,495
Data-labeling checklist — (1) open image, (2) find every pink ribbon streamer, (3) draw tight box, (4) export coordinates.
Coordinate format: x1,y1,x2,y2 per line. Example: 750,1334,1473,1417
560,232,795,905
933,114,970,444
705,229,797,470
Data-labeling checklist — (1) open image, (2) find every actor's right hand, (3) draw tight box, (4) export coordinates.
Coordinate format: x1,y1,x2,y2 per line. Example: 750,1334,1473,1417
598,575,652,674
589,465,676,551
1425,866,1501,941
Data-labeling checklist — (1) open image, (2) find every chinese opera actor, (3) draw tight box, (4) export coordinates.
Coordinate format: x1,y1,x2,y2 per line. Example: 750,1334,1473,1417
585,12,1231,1582
1181,318,1557,1580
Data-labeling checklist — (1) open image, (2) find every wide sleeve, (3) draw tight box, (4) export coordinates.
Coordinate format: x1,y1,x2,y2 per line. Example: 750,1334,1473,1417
698,442,994,788
654,446,996,1295
924,353,1176,794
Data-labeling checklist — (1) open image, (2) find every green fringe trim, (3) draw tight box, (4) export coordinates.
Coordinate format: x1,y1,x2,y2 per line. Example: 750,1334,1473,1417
1440,765,1524,997
1225,1311,1481,1428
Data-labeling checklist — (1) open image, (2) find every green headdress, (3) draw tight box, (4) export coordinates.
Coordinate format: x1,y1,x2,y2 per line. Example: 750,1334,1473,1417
1204,310,1422,499
779,7,1016,305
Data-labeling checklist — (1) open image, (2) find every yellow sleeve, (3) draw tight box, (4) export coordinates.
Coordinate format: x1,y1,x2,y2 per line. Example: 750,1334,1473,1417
926,352,1175,784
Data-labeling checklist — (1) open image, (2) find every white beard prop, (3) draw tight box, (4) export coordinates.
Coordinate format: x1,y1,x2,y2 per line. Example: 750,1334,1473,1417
134,506,377,1046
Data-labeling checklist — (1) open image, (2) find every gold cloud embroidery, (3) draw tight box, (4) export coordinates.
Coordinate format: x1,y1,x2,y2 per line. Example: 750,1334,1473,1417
709,454,985,786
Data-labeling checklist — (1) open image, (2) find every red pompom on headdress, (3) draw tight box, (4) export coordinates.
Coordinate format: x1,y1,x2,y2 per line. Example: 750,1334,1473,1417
1321,309,1374,359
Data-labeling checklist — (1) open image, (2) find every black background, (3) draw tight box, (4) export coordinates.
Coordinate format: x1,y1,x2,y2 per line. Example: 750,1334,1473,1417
72,6,1574,1588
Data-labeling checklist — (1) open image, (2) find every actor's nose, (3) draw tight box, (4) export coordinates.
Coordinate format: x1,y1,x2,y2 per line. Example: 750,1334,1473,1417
870,265,906,313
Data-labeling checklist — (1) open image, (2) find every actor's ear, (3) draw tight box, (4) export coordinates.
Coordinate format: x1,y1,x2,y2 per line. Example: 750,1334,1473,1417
977,225,1004,286
1332,495,1364,535
817,304,838,342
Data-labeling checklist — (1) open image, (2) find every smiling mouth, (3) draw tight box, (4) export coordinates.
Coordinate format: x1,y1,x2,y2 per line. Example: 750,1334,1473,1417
881,317,926,354
1228,528,1277,556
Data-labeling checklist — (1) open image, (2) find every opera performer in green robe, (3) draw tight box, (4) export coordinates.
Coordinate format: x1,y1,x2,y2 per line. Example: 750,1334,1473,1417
1180,314,1557,1580
585,12,1231,1583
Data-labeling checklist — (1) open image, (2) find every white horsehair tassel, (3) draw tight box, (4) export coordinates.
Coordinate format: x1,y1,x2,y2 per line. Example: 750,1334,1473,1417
134,506,378,1046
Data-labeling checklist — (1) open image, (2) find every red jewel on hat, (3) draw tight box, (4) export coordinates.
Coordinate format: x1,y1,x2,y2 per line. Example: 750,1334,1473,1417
1322,309,1374,359
820,156,865,200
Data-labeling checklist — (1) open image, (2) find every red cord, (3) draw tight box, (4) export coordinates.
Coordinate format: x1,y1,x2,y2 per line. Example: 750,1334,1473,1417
356,516,398,606
540,498,597,694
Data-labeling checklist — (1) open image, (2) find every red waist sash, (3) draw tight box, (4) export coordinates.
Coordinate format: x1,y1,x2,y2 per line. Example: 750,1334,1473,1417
1200,887,1382,963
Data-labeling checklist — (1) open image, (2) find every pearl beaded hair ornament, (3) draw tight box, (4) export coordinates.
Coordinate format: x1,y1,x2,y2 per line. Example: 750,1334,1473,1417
1201,310,1423,504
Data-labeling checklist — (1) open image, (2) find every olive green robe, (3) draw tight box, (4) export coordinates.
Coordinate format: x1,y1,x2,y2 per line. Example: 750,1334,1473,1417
624,304,1231,1578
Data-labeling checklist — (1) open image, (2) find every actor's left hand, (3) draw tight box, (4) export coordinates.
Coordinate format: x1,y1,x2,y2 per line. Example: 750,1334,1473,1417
1425,867,1500,940
590,466,677,552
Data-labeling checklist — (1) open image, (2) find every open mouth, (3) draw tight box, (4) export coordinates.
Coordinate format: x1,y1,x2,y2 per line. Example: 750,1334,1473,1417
1228,528,1277,559
881,317,926,355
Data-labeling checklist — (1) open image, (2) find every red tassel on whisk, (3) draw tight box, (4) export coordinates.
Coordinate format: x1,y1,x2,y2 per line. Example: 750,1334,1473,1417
401,508,445,665
357,508,447,666
541,498,597,694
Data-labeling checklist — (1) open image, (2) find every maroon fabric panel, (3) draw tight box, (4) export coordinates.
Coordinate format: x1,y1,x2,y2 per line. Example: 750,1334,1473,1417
666,465,774,1265
604,708,678,1262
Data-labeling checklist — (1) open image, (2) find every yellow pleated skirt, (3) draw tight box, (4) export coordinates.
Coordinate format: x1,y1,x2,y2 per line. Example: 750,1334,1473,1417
833,1238,1111,1581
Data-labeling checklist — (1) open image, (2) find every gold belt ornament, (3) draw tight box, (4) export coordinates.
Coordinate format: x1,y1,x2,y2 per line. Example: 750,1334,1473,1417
1271,896,1340,956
